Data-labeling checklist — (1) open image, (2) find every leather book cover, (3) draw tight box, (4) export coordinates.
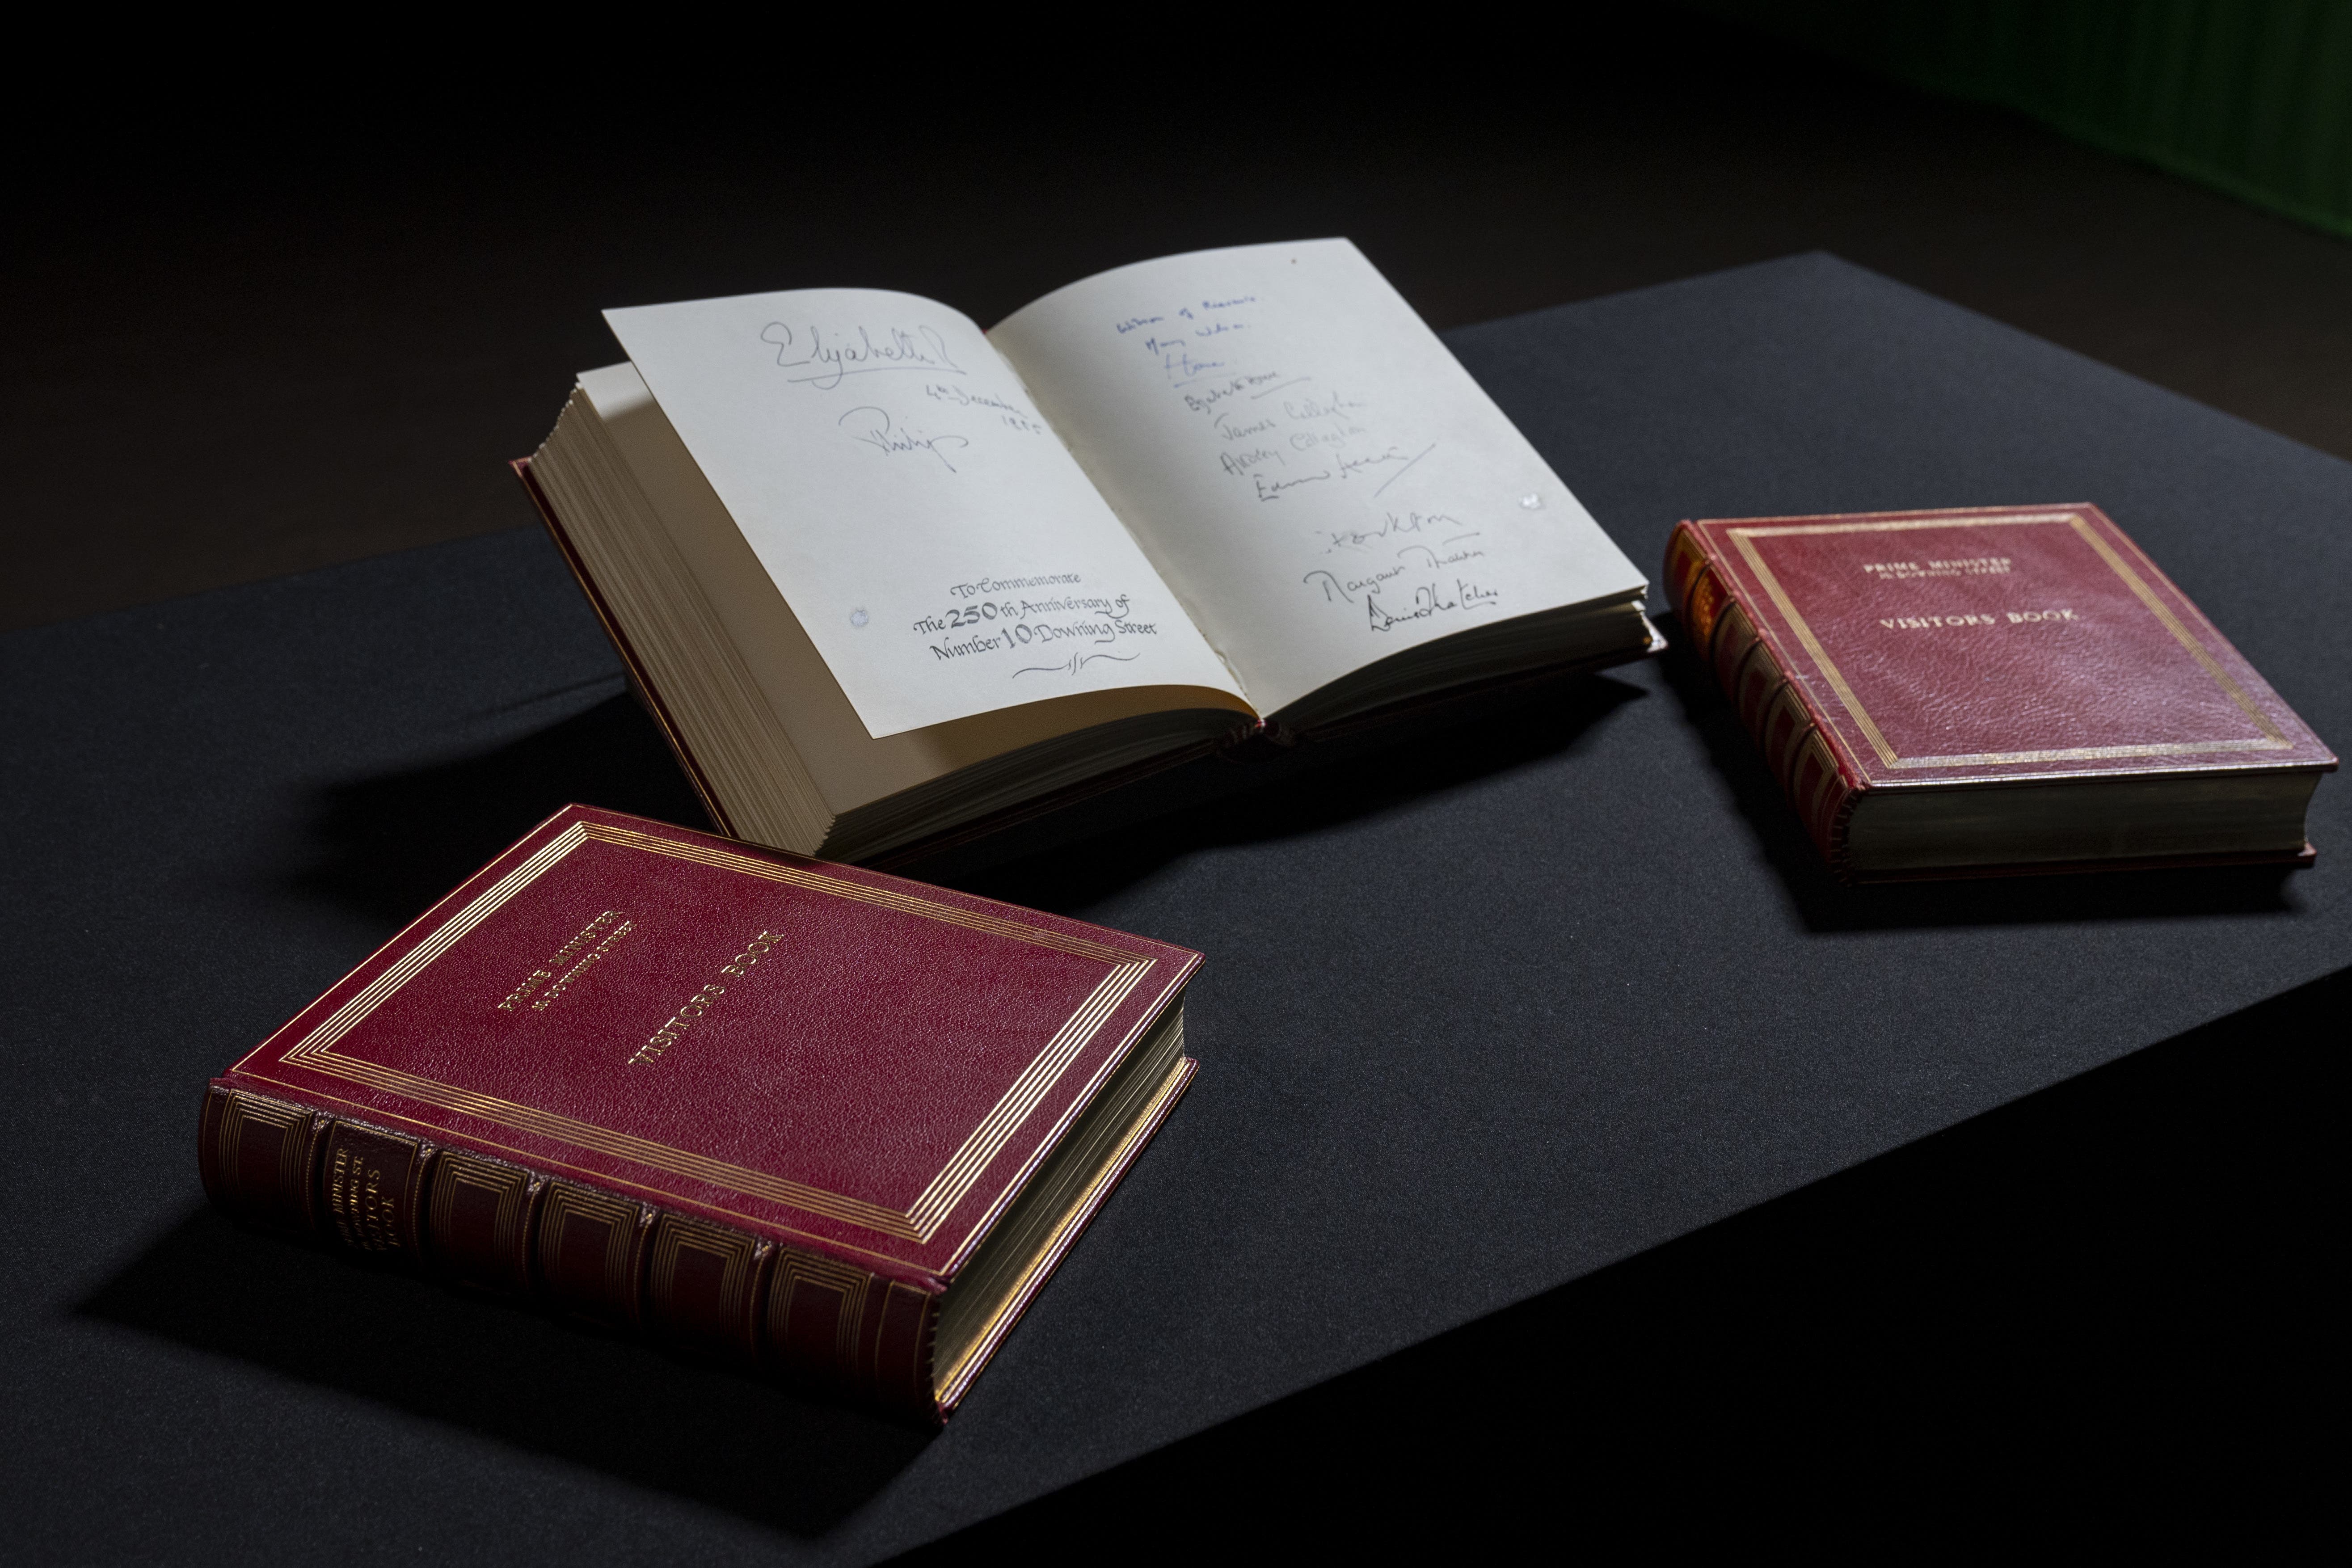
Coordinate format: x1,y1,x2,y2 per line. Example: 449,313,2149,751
1664,503,2335,874
202,804,1198,1417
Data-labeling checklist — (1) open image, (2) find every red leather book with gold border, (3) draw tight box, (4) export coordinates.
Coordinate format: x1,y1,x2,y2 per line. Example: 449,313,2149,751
198,805,1198,1421
1664,504,2335,880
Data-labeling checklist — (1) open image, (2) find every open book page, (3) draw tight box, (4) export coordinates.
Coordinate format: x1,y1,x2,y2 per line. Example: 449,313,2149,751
989,241,1649,717
572,364,1254,827
605,289,1247,739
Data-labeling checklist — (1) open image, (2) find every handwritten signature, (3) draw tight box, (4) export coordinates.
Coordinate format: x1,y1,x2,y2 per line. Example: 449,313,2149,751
1158,348,1229,386
1220,446,1285,478
1281,389,1366,421
1303,560,1502,630
1255,469,1332,501
762,323,964,389
1364,579,1501,632
1337,447,1412,480
1182,371,1291,415
1398,539,1485,569
838,406,969,472
1320,512,1466,552
1302,563,1410,603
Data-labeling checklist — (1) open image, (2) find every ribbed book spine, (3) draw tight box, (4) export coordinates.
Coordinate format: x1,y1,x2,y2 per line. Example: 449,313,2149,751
1663,522,1861,870
197,1083,940,1421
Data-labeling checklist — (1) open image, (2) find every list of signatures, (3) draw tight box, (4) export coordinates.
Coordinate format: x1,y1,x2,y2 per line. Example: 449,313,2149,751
1112,294,1499,635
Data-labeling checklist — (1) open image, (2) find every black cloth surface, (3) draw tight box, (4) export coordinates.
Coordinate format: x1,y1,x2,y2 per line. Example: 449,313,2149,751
5,254,2345,1563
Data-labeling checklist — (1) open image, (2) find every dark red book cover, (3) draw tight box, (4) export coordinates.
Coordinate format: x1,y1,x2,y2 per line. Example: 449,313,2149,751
1664,504,2335,874
201,805,1198,1417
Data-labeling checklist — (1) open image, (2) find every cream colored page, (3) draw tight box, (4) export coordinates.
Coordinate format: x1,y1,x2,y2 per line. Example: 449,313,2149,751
990,240,1648,714
577,364,1251,818
604,289,1245,738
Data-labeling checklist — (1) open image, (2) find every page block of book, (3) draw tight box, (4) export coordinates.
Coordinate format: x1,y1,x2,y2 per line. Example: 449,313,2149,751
606,290,1245,738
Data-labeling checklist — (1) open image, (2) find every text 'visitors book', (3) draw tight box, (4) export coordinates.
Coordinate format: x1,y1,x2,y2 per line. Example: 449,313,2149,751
198,806,1198,1422
518,239,1659,867
1664,504,2334,879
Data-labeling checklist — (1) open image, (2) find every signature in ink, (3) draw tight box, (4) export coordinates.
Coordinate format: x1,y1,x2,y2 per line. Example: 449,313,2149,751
1136,331,1229,382
1254,469,1332,501
1322,512,1468,552
1336,448,1412,480
1281,389,1366,421
1398,537,1484,568
762,323,964,389
1290,423,1371,453
1302,563,1411,603
1366,582,1458,631
1362,578,1499,632
1158,348,1228,385
1182,371,1290,415
839,406,969,472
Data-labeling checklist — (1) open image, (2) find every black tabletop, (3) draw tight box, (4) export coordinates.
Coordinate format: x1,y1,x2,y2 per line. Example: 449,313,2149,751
6,255,2344,1563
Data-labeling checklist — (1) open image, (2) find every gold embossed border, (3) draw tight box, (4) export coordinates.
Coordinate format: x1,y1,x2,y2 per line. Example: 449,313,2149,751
254,820,1158,1244
1727,511,2291,770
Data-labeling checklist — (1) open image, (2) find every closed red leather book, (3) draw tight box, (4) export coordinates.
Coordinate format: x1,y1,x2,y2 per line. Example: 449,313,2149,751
1663,505,2335,879
199,805,1199,1420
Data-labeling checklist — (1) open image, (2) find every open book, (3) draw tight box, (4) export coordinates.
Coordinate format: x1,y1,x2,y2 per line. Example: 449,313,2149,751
523,240,1658,863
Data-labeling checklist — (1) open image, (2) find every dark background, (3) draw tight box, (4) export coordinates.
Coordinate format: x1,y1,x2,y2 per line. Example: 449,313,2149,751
7,11,2343,1553
10,13,2350,634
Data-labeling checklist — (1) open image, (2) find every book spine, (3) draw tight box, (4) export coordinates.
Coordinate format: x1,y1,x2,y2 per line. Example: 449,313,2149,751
1663,523,1859,868
197,1082,940,1422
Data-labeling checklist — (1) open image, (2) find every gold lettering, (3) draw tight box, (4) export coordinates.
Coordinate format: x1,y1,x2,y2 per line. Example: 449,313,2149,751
325,1146,405,1253
501,912,634,1014
1863,556,2010,581
1876,613,2000,631
628,929,784,1066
